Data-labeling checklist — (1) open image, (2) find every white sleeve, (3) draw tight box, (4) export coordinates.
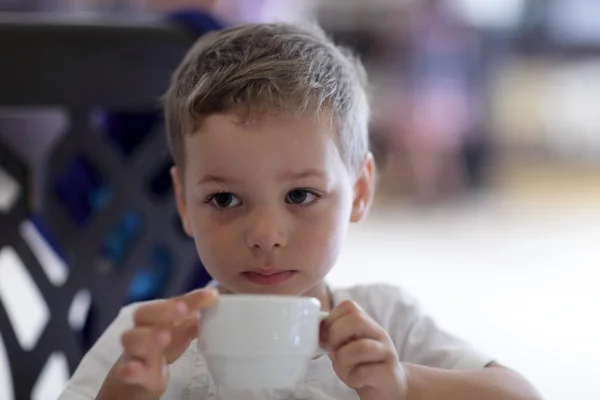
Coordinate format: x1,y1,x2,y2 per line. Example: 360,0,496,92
342,285,494,370
397,301,494,370
57,304,137,399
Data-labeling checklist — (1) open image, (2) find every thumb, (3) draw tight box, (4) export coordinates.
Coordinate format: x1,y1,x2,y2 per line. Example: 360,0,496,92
177,287,219,313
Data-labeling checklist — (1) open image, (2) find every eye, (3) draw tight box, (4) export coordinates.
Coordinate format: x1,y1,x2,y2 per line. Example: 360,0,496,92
207,192,242,209
285,189,319,206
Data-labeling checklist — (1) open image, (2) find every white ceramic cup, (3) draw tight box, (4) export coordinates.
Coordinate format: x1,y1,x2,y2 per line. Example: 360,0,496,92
197,294,328,389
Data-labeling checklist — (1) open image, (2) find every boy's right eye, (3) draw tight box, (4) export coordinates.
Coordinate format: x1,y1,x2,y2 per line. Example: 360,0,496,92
207,192,242,210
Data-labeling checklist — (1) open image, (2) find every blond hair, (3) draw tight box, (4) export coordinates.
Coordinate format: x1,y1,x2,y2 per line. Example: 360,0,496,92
164,22,370,174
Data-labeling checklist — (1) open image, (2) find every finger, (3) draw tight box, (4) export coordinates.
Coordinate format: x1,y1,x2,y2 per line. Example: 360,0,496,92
327,312,384,350
172,312,200,338
323,300,361,331
321,301,362,346
134,300,189,327
121,328,171,364
117,357,145,383
117,356,168,393
176,287,218,313
164,314,201,363
346,362,390,390
334,338,391,368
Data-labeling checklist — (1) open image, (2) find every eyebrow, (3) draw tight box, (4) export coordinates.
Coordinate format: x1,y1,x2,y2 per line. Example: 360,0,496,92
277,169,328,182
196,175,240,185
196,169,327,186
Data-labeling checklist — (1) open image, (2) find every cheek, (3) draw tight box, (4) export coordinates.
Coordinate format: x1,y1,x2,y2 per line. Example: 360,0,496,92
191,229,238,282
294,198,351,266
187,208,236,265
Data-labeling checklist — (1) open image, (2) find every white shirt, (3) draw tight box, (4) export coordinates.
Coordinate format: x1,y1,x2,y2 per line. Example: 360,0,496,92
59,284,494,400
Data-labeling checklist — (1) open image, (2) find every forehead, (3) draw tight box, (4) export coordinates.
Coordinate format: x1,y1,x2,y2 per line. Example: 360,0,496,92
183,112,344,177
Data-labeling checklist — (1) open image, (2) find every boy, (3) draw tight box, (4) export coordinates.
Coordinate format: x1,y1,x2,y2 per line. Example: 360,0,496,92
59,23,542,400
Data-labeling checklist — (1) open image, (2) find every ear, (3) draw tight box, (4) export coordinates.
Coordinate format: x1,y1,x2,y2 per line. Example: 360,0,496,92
350,152,376,223
171,166,194,237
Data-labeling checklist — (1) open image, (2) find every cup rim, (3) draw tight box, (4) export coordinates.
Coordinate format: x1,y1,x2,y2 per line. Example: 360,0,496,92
216,294,321,306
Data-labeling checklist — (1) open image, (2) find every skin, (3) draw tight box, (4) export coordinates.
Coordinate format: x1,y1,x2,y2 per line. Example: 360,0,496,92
174,112,373,303
96,111,541,400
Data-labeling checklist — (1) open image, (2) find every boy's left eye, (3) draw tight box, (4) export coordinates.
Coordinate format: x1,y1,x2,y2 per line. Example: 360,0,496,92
285,190,319,206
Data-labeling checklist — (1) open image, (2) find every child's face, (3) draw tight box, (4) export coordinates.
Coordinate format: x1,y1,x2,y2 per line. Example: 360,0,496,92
172,112,374,296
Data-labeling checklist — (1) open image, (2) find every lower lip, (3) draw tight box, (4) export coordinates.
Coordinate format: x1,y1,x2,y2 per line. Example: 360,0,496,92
242,271,297,285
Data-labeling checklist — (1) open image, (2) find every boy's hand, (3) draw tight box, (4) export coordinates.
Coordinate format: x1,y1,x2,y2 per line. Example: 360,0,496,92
99,287,218,399
321,301,408,400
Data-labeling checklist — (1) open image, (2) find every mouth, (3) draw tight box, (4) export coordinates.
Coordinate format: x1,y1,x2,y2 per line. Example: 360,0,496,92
241,270,298,286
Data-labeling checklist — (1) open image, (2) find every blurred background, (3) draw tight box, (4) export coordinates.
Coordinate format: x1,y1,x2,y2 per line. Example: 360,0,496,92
0,0,598,399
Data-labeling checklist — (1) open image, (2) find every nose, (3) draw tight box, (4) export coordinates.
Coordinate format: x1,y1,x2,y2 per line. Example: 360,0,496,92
246,207,288,251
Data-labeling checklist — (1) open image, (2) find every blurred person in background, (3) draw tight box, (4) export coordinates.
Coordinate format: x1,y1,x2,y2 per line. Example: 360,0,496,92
58,0,219,15
148,0,316,24
400,0,484,204
146,0,217,12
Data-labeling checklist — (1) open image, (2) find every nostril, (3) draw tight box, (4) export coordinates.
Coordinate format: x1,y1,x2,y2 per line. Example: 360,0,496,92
251,242,282,250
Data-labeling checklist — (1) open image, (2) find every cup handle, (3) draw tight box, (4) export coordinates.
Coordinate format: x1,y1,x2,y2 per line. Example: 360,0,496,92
315,311,330,356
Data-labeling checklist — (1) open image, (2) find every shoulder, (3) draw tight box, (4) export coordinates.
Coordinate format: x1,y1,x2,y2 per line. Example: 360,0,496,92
83,301,147,354
331,284,422,328
332,283,419,308
76,299,157,360
98,300,159,338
